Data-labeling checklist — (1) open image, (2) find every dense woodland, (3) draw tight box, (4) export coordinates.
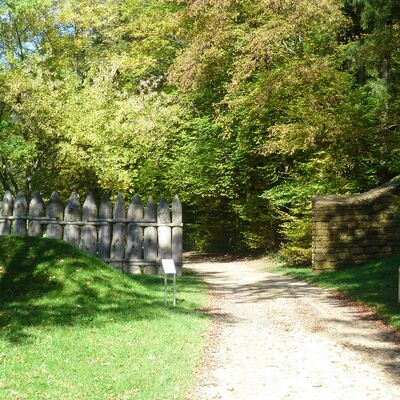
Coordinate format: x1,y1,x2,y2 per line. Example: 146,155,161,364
0,0,399,264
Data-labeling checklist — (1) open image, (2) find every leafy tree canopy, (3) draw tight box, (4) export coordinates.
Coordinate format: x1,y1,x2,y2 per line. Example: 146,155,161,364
0,0,399,261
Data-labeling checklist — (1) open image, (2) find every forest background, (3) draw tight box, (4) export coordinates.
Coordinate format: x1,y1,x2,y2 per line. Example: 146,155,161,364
0,0,399,265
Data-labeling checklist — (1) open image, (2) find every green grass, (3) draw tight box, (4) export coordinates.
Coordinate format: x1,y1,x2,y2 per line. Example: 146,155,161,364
0,236,209,400
275,255,400,331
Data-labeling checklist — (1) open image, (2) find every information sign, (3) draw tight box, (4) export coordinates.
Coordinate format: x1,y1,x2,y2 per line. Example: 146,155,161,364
162,259,176,274
161,259,177,306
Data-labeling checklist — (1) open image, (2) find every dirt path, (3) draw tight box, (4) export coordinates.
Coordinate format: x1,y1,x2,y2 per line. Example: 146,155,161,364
186,258,400,400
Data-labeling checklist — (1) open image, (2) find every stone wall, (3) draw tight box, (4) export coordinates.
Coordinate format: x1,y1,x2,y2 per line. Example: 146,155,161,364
312,176,400,271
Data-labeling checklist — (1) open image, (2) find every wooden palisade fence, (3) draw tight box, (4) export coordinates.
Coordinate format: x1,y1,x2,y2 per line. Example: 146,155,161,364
0,191,183,275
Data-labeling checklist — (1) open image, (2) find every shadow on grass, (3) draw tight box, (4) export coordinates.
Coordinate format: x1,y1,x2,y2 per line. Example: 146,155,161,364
0,236,206,344
280,255,400,329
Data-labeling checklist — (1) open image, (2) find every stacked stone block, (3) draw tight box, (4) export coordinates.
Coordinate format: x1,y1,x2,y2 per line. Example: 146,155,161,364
312,176,400,271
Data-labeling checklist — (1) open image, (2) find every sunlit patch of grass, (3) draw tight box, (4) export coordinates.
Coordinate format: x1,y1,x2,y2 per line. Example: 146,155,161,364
275,255,400,330
0,236,209,400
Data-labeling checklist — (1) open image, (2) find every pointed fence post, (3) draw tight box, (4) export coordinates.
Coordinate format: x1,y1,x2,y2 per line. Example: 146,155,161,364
98,194,112,262
125,194,144,274
172,195,183,276
143,196,157,274
63,191,81,247
157,197,172,274
110,193,126,271
46,192,63,239
28,192,45,237
13,192,27,236
80,192,97,256
0,191,13,236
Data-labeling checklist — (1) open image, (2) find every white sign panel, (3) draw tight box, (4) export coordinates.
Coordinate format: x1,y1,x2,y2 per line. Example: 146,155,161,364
162,259,176,274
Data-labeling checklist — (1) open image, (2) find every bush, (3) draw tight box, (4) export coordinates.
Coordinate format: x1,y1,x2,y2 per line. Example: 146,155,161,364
278,215,312,267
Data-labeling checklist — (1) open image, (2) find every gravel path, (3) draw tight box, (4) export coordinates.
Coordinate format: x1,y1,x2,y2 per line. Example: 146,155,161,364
186,259,400,400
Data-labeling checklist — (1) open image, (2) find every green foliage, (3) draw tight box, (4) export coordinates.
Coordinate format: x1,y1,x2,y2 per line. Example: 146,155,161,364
0,0,399,258
165,0,400,256
0,236,209,399
0,120,36,193
0,0,184,199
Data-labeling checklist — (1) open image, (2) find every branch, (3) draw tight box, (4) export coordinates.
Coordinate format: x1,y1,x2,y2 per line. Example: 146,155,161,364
0,102,5,121
25,155,41,195
10,12,25,61
281,40,297,55
0,168,11,193
378,124,400,133
0,156,18,195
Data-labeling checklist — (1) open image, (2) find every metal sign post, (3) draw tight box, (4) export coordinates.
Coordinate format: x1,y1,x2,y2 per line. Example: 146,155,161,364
162,259,177,307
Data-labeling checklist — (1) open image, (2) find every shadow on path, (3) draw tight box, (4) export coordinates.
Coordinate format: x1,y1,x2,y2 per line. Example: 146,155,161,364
187,260,400,386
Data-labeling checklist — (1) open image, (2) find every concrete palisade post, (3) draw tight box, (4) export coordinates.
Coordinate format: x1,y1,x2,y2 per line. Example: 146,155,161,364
143,196,157,274
63,191,81,247
125,194,144,274
46,192,63,239
13,192,27,236
157,197,172,274
28,192,45,237
172,195,183,276
98,194,112,261
110,193,126,270
80,192,98,256
0,190,183,275
0,191,13,236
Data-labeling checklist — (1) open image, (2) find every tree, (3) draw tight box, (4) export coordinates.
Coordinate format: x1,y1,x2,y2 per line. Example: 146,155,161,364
0,0,399,261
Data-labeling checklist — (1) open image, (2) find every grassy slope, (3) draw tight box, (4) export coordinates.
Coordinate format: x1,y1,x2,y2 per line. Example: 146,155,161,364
277,255,400,330
0,236,209,400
